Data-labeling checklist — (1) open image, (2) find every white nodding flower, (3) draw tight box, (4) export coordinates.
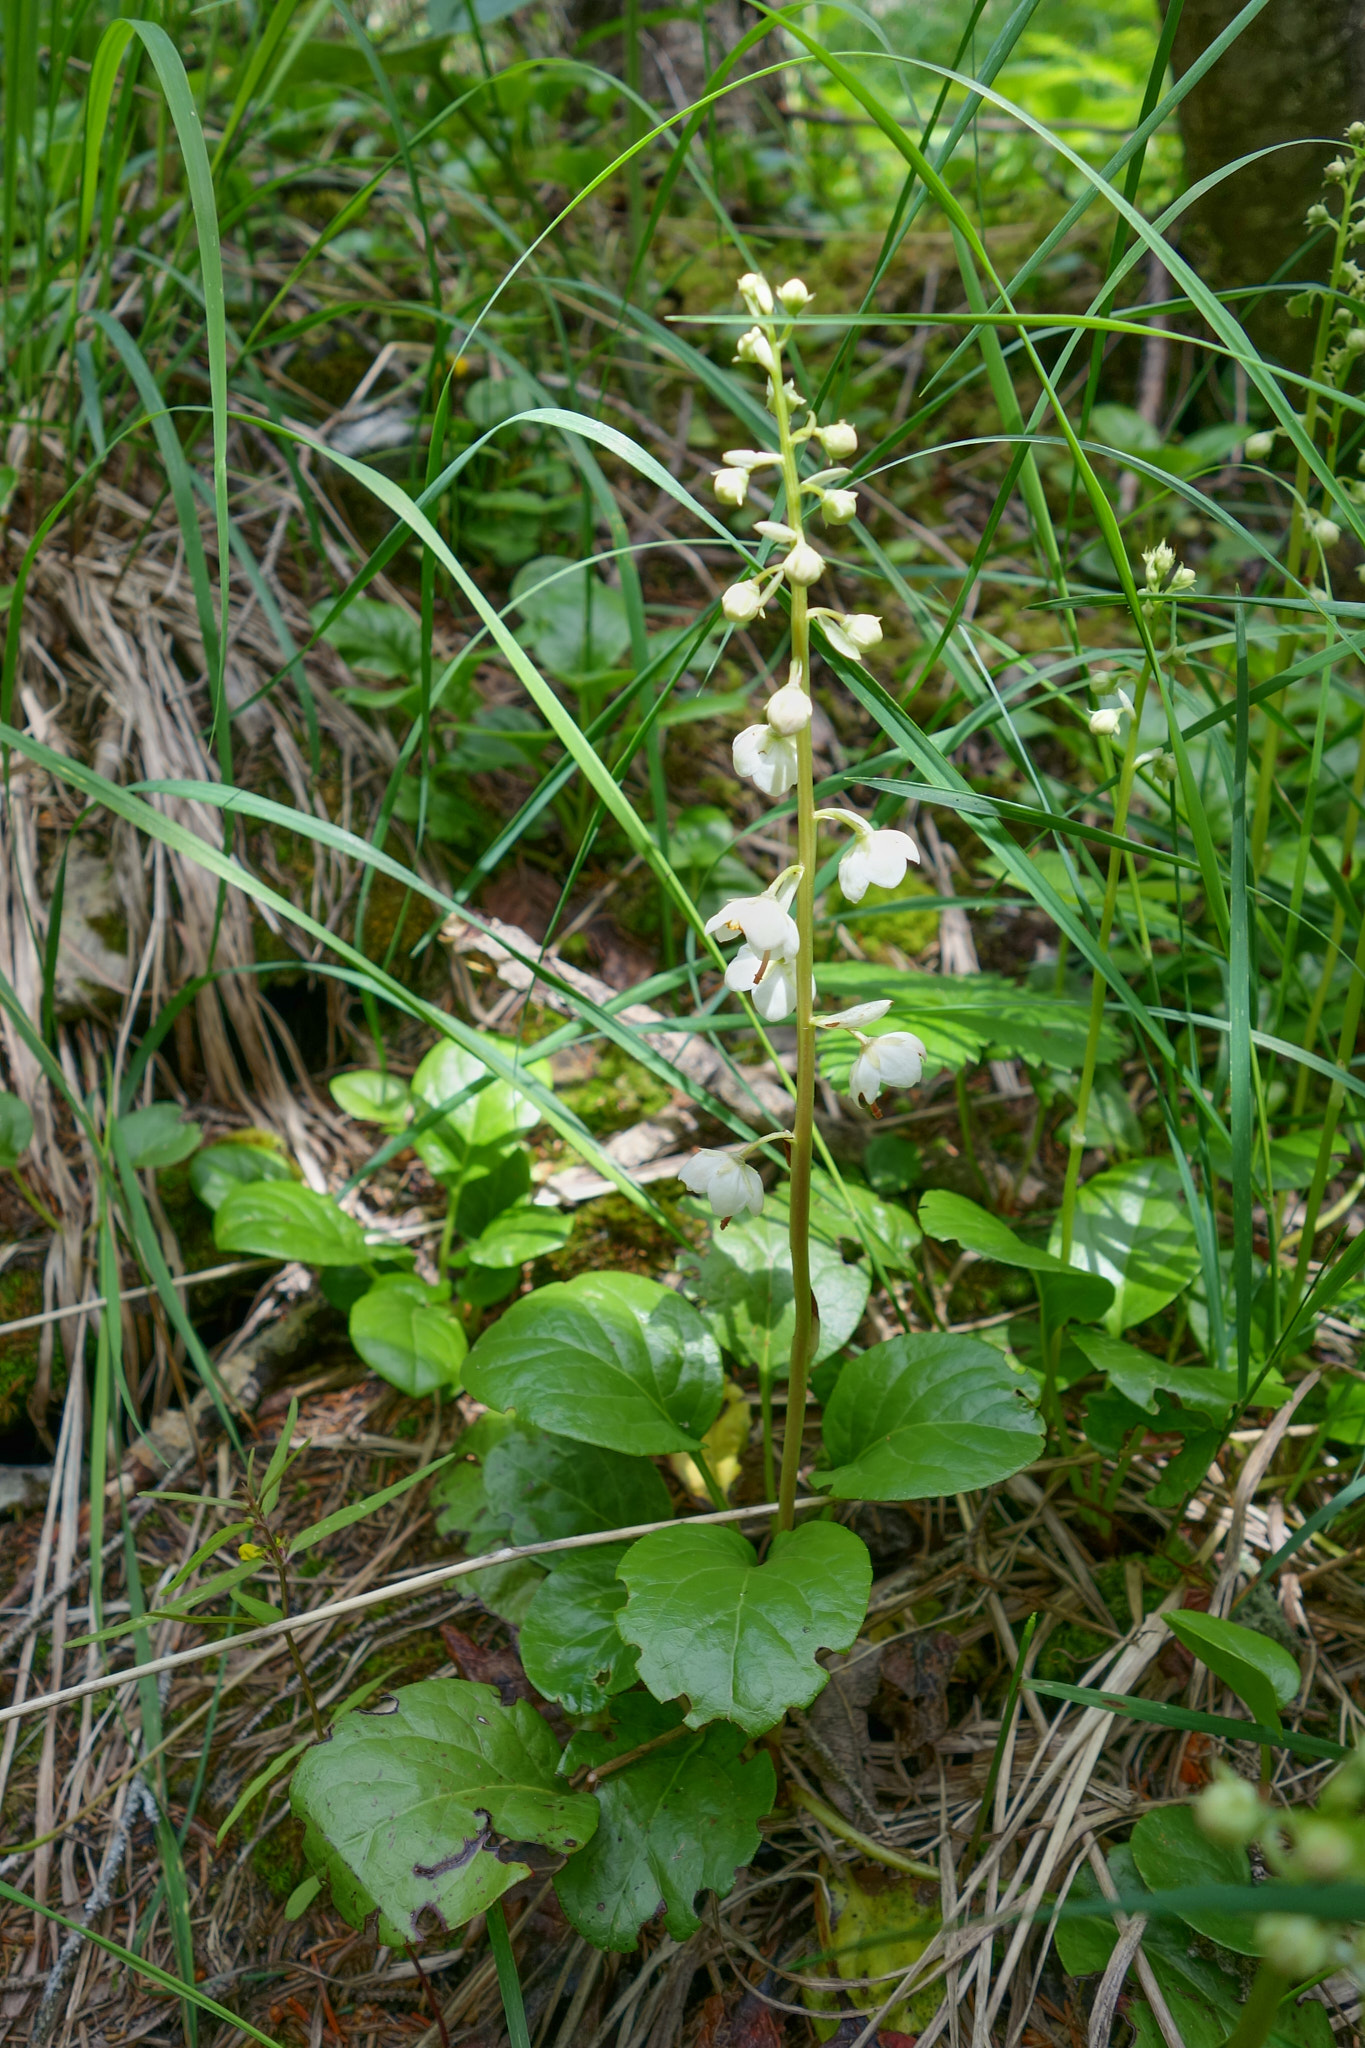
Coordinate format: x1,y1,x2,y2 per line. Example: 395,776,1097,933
723,448,778,470
1142,540,1176,590
848,1031,926,1111
679,1148,764,1221
1244,430,1276,459
754,519,796,544
736,327,776,372
817,808,921,904
817,420,858,458
1311,514,1342,547
821,488,859,525
712,467,749,507
722,581,766,624
783,539,826,585
734,953,805,1021
817,1000,893,1029
733,722,799,796
764,680,811,735
1088,686,1134,738
737,272,774,316
704,884,800,960
777,277,813,311
819,611,883,662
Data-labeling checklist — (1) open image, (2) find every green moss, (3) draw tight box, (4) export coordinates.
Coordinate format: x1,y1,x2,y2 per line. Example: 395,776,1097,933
558,1044,673,1137
252,1814,307,1900
545,1192,686,1282
831,873,939,963
0,1264,47,1432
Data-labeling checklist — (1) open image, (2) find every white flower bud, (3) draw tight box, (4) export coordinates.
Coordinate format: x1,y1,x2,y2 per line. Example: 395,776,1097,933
818,1000,893,1028
1142,540,1176,590
735,327,776,372
1349,122,1365,145
783,539,825,586
1170,564,1197,591
1326,157,1351,183
754,519,796,544
1089,707,1122,736
821,488,859,525
1307,203,1333,227
777,278,812,311
723,448,776,470
712,467,749,507
1292,1818,1354,1881
1244,430,1276,459
1255,1914,1333,1980
817,420,858,458
722,581,765,624
1311,515,1341,547
737,272,774,317
765,681,811,735
835,613,882,654
1196,1774,1263,1848
679,1148,764,1222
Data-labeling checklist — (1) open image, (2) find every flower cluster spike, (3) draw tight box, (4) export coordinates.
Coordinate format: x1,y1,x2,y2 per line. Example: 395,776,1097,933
673,269,927,1223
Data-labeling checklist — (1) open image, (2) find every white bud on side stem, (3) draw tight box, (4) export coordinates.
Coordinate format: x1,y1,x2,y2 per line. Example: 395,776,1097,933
765,680,811,734
737,271,774,317
712,467,749,506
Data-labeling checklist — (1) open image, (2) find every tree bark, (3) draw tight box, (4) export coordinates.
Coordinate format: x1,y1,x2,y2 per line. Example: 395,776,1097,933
1165,0,1365,364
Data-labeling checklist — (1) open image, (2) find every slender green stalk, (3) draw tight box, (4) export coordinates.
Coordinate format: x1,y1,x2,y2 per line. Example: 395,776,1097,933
1224,1962,1289,2048
486,1901,531,2048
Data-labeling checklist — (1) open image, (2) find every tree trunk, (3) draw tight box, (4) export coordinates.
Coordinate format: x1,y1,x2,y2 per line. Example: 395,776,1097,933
1165,0,1365,364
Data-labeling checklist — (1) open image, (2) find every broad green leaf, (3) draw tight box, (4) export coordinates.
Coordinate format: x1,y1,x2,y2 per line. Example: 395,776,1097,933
1129,1804,1257,1954
1067,1326,1236,1421
510,555,631,678
349,1275,467,1396
117,1102,202,1170
1056,1845,1243,2015
482,1429,671,1554
0,1090,33,1169
411,1036,551,1163
519,1550,637,1715
431,1414,521,1539
770,1170,921,1273
311,596,423,678
1051,1159,1200,1334
1163,1610,1299,1733
452,1144,533,1241
816,963,1115,1074
616,1521,871,1735
554,1693,775,1950
1205,1126,1349,1192
919,1189,1114,1324
462,1201,571,1270
291,1679,598,1946
463,1272,724,1454
817,1333,1044,1501
190,1141,294,1212
693,1214,870,1381
214,1182,370,1267
329,1070,412,1129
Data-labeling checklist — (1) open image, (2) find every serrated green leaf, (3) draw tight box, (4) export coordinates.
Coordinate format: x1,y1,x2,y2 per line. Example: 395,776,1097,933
554,1693,774,1950
519,1550,637,1714
463,1272,723,1454
817,1333,1044,1500
291,1679,598,1946
349,1274,467,1396
616,1520,871,1735
692,1213,870,1381
214,1182,370,1266
1163,1610,1299,1733
482,1430,671,1554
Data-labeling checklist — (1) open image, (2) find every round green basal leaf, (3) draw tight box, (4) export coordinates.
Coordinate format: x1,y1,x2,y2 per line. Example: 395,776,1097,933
482,1430,671,1553
616,1520,872,1735
0,1090,34,1170
1129,1803,1257,1955
1163,1610,1299,1731
349,1274,468,1397
462,1273,724,1454
693,1214,870,1381
291,1679,598,1947
863,1134,921,1196
117,1101,202,1170
817,1333,1045,1501
214,1182,371,1267
328,1069,412,1130
461,1201,571,1270
554,1692,775,1950
519,1549,638,1715
190,1142,294,1213
1048,1158,1200,1335
411,1034,551,1156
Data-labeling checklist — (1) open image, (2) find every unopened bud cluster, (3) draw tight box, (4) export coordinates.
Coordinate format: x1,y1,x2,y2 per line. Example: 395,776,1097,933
678,271,926,1220
1139,538,1195,601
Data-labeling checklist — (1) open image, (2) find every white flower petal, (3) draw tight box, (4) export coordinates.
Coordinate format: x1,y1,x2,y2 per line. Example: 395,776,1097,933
820,1000,892,1027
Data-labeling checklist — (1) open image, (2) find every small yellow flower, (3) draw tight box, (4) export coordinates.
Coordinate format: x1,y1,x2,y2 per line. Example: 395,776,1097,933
238,1541,266,1563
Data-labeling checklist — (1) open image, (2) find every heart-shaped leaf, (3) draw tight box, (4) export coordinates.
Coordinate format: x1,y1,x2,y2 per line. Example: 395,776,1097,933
919,1190,1114,1325
1163,1610,1299,1733
0,1091,34,1170
1129,1803,1257,1954
291,1680,598,1945
1049,1159,1200,1334
190,1141,294,1212
693,1214,870,1381
482,1430,671,1553
554,1693,775,1950
462,1201,571,1270
117,1101,202,1170
411,1036,550,1161
616,1520,871,1735
519,1551,637,1714
329,1070,412,1129
215,1182,370,1266
463,1273,724,1454
349,1275,467,1396
817,1333,1044,1500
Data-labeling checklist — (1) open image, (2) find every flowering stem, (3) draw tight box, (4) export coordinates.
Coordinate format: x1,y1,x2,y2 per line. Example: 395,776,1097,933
768,334,817,1539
